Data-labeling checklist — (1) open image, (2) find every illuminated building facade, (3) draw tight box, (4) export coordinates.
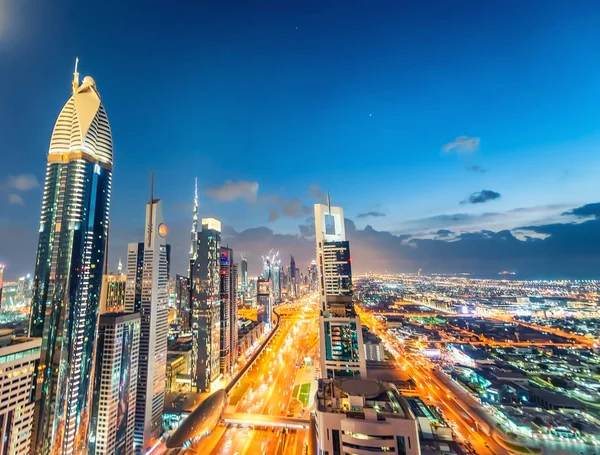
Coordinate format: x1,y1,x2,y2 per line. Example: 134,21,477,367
29,61,113,454
190,218,222,392
0,335,41,455
314,199,367,380
125,183,169,454
175,274,191,332
100,273,127,313
219,247,238,374
89,312,140,455
257,278,272,328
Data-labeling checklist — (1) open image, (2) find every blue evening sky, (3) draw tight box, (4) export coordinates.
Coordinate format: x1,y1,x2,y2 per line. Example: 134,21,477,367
2,0,600,277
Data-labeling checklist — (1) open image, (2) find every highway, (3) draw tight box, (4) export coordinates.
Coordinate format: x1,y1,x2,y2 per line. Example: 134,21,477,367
194,294,319,455
357,306,510,455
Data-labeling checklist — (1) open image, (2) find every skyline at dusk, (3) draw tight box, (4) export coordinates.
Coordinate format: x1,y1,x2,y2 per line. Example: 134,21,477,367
4,1,600,279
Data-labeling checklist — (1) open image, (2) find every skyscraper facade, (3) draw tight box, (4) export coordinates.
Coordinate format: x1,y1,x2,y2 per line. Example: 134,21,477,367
190,218,222,392
314,201,367,380
256,278,272,328
175,274,191,332
100,273,127,313
219,247,238,374
0,334,41,455
125,185,169,454
240,256,248,296
29,63,113,454
89,312,140,455
289,255,297,298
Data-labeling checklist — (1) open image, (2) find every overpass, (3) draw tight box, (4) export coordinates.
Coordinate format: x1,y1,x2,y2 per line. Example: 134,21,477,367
225,309,281,394
222,412,310,430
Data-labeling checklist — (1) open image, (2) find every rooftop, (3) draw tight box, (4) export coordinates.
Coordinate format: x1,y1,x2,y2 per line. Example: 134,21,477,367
317,378,413,420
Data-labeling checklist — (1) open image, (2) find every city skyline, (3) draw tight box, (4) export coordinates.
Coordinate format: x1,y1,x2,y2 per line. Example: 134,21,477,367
4,2,600,280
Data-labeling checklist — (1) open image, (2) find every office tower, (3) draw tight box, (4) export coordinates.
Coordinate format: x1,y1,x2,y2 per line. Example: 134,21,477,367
100,273,127,313
256,278,272,328
89,313,140,455
271,260,281,303
125,180,169,454
175,275,191,332
0,264,4,306
0,333,41,455
189,178,199,265
309,260,318,292
315,379,420,455
289,255,297,298
29,61,113,454
219,247,238,374
314,199,367,379
190,218,221,392
240,256,248,295
117,258,123,274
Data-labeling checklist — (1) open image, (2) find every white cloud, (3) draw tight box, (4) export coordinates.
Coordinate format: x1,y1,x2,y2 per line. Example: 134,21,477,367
443,136,480,153
7,174,39,191
205,180,259,203
8,193,24,206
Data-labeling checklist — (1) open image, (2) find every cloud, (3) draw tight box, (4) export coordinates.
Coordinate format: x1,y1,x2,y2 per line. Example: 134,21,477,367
268,208,280,222
466,165,487,173
308,184,326,203
205,180,259,203
443,136,480,154
8,193,24,206
6,174,40,191
281,198,312,218
357,211,386,218
435,229,453,238
562,203,600,219
460,189,501,205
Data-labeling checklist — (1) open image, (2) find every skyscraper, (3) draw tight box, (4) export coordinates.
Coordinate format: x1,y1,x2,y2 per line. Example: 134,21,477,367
29,61,113,454
0,333,41,455
125,179,169,454
257,278,272,328
189,178,199,267
175,274,191,332
314,199,367,379
100,273,127,313
190,218,222,392
89,312,140,455
219,247,238,374
289,255,297,298
0,264,4,307
240,256,248,296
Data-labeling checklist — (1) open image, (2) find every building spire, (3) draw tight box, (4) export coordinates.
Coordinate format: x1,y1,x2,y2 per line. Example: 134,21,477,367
327,191,332,214
72,57,80,93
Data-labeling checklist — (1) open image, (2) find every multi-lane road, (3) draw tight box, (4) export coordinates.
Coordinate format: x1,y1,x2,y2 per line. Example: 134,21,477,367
357,306,509,455
193,295,319,455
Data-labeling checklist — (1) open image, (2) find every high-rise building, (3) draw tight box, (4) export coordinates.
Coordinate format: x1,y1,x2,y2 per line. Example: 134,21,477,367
189,178,199,266
89,312,140,455
175,275,191,332
219,247,238,374
0,264,4,307
314,199,367,380
0,332,41,455
256,278,272,328
289,255,297,298
309,260,318,292
190,218,221,392
240,256,248,296
29,61,113,454
100,273,127,313
125,180,169,454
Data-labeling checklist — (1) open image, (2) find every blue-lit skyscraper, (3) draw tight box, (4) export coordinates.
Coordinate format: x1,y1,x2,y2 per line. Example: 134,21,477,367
29,61,113,454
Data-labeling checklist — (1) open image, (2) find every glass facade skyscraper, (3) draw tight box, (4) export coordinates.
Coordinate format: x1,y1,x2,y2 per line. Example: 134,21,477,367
190,218,222,392
314,201,367,380
29,64,113,455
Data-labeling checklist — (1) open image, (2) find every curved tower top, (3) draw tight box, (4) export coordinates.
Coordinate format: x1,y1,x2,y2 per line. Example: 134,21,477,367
48,61,113,169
